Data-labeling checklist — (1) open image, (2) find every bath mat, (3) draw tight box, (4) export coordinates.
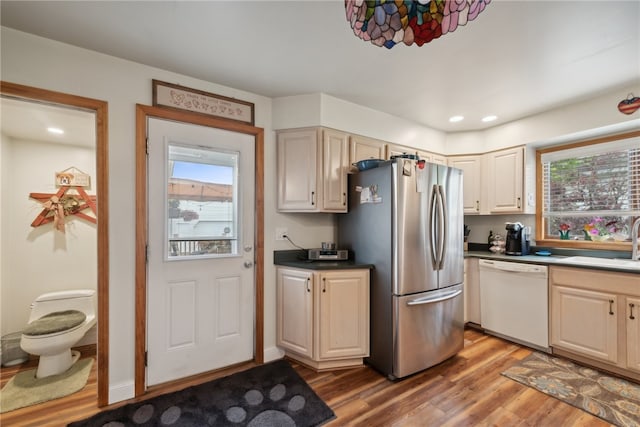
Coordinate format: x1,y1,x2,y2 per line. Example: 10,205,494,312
1,358,93,413
68,359,335,427
502,352,640,426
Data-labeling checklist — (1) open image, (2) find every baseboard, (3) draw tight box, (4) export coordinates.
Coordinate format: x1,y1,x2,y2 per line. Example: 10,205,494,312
263,345,285,363
108,380,135,405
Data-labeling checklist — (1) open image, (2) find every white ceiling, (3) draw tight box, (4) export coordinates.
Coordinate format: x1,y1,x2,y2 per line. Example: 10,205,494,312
1,1,639,133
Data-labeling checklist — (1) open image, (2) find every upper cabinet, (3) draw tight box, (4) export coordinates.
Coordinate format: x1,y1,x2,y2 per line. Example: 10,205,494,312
349,135,387,173
448,146,527,215
486,146,524,213
448,155,483,214
417,150,447,165
277,127,349,212
386,143,416,159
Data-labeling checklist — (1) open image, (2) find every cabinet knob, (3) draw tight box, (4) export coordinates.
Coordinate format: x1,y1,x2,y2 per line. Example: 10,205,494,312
630,303,636,320
517,197,522,209
343,192,347,206
476,201,480,211
322,277,326,293
609,299,615,315
311,191,315,206
306,277,311,293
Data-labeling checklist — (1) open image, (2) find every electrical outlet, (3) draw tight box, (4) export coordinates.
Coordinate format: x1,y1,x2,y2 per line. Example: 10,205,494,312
275,227,288,241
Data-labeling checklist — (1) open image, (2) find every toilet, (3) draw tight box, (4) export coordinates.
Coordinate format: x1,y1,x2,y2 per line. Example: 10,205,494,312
20,289,97,378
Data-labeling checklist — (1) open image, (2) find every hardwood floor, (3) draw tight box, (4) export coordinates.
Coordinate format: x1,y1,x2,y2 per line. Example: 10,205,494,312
1,329,612,426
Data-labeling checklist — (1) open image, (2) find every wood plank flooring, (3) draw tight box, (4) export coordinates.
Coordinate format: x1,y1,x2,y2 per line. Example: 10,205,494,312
1,329,613,426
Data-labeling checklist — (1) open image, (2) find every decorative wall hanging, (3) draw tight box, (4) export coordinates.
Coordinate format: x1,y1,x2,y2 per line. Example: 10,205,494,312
618,93,640,115
153,80,255,125
345,0,491,49
29,167,97,233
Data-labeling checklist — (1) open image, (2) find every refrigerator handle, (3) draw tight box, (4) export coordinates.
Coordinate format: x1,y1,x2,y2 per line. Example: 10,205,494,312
437,185,447,270
406,289,462,306
429,184,439,270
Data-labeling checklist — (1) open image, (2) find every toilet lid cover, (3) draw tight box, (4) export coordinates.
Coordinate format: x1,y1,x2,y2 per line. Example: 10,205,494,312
23,310,86,336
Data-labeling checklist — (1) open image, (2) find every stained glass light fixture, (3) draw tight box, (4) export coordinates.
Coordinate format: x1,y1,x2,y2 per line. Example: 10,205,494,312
345,0,491,49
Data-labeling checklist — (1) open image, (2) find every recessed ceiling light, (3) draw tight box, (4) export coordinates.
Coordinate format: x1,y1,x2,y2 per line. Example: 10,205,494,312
47,127,64,134
481,115,498,123
449,115,464,123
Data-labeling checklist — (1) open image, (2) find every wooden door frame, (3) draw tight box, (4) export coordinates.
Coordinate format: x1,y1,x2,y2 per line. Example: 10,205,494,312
134,104,264,396
0,81,110,406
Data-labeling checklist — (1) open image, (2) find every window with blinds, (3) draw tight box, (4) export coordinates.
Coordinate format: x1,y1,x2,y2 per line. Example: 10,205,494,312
539,134,640,242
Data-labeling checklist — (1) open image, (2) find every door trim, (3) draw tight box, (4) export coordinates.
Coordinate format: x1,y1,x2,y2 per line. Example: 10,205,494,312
135,104,264,396
0,81,110,406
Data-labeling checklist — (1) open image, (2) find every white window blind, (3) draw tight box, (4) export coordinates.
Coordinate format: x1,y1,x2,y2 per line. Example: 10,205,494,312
541,138,640,219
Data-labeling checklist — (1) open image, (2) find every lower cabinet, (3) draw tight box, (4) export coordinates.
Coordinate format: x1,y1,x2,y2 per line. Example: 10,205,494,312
276,267,370,370
550,266,640,379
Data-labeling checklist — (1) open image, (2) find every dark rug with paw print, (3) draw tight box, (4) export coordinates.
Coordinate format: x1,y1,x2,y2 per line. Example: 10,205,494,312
67,359,335,427
502,352,640,426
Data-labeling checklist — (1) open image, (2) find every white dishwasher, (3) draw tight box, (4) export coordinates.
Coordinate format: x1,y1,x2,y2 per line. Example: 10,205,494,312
479,259,549,351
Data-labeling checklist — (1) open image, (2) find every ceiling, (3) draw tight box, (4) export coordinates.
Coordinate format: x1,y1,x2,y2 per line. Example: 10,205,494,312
1,1,639,133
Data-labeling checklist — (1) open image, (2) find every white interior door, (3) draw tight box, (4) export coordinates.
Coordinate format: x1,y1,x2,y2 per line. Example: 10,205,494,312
146,117,255,386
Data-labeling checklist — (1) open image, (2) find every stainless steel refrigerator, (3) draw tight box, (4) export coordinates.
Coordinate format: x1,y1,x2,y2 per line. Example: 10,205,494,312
338,158,464,380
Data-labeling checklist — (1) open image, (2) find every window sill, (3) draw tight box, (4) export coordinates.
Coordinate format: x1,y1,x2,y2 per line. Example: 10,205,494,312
536,238,632,252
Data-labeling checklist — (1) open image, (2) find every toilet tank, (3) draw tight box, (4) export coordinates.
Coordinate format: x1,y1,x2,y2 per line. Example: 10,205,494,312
29,289,96,322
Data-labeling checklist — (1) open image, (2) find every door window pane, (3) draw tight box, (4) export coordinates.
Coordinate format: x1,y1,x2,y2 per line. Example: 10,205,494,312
167,144,239,259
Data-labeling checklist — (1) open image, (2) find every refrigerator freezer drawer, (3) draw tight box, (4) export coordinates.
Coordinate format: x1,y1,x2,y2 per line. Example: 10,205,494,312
393,284,464,379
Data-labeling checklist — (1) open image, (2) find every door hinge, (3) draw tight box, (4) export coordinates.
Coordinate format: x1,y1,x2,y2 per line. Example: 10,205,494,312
145,351,148,367
145,137,149,155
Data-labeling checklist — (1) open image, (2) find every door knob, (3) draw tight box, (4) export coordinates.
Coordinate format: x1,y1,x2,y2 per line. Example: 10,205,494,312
244,261,253,268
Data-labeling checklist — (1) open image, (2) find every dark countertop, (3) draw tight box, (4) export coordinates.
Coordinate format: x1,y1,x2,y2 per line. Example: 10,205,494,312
274,250,374,271
464,250,639,275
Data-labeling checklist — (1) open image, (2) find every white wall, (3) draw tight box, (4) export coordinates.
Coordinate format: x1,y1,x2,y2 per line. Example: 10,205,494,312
0,136,97,338
273,93,448,154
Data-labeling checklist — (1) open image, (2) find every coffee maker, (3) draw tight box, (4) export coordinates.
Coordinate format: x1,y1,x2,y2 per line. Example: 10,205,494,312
505,222,530,255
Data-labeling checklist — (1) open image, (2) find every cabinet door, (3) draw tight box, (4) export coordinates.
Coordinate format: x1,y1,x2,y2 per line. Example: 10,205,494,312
486,147,523,213
276,268,314,358
322,129,349,212
386,144,417,160
464,258,481,325
350,135,386,172
317,270,370,360
277,129,319,211
627,297,640,373
448,156,482,214
417,150,446,165
551,286,618,363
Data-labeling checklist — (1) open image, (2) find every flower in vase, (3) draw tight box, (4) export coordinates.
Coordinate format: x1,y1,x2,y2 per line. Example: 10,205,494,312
559,223,571,239
583,217,616,241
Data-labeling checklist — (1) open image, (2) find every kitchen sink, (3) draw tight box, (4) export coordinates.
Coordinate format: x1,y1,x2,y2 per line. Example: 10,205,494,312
561,256,640,271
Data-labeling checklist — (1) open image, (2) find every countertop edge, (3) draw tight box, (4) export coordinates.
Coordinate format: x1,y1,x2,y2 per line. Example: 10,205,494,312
464,251,639,275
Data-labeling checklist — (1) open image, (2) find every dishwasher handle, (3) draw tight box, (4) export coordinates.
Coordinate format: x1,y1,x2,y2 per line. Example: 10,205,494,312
479,259,547,275
407,290,462,306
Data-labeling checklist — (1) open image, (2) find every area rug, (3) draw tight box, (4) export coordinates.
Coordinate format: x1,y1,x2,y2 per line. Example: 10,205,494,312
68,359,335,427
502,352,640,426
1,358,93,413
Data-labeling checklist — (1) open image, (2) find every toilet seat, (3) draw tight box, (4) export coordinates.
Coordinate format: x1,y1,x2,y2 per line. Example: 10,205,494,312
22,310,86,337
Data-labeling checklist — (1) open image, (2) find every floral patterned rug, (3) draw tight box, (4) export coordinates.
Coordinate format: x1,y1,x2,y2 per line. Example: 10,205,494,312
502,352,640,426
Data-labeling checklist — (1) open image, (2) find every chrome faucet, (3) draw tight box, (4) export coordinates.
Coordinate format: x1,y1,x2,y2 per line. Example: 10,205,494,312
633,217,640,261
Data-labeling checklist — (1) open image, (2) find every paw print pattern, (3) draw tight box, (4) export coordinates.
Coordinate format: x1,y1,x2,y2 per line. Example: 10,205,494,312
225,383,306,426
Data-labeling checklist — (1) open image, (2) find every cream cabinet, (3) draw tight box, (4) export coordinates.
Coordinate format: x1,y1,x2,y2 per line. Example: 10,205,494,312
486,146,524,213
386,143,416,159
551,285,618,363
448,146,525,215
349,135,386,172
463,258,481,325
550,266,640,380
277,127,349,212
276,267,370,370
448,155,482,214
627,297,640,373
417,150,447,165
